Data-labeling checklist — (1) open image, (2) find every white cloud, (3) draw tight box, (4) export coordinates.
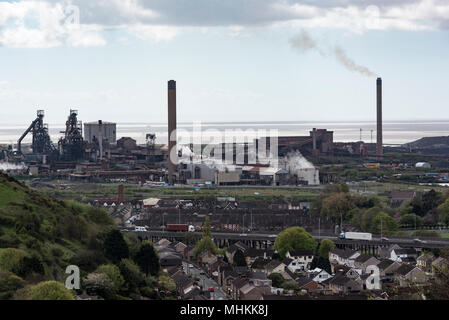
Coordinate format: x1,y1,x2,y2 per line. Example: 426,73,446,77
128,24,180,41
0,0,449,48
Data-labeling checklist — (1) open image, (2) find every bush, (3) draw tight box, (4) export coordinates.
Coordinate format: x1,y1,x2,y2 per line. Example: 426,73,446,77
28,281,75,300
95,264,126,293
83,273,115,299
0,248,28,275
86,207,113,225
0,270,25,300
118,259,145,292
71,250,107,273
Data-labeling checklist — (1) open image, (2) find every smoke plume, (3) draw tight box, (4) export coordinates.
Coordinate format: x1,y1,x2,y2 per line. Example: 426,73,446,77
0,162,26,171
290,30,377,77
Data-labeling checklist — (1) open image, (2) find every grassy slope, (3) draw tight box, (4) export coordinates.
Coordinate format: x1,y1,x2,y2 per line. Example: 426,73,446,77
0,173,114,282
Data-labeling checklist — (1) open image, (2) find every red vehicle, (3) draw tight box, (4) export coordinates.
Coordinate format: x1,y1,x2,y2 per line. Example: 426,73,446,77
208,287,214,292
165,224,189,232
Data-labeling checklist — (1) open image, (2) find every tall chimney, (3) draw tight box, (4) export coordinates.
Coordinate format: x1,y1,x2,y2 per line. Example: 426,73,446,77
168,80,177,184
376,78,383,156
98,120,103,161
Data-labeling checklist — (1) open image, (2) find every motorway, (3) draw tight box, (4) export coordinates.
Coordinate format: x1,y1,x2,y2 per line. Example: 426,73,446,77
137,230,449,249
182,261,228,300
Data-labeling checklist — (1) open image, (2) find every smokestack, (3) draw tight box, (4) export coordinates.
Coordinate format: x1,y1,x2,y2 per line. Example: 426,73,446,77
98,120,103,161
376,78,383,156
168,80,177,184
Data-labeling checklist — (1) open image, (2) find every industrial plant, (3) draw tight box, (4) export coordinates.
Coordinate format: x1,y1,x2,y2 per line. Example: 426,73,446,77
0,77,391,186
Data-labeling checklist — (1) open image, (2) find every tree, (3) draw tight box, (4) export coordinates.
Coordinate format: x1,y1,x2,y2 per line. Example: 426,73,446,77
203,216,212,238
83,273,115,299
233,250,247,267
134,241,160,276
103,229,129,263
318,239,335,259
267,273,284,288
310,256,332,274
95,264,126,293
371,213,398,234
118,259,145,292
320,193,355,222
193,237,218,259
274,227,317,258
193,216,217,259
28,281,75,300
282,280,299,291
400,214,424,228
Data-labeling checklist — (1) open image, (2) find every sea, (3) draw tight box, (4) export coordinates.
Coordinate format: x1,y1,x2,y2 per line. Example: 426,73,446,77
1,120,449,146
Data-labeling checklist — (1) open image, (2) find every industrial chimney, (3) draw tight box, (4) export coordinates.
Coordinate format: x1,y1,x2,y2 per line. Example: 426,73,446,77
168,80,177,184
376,78,383,157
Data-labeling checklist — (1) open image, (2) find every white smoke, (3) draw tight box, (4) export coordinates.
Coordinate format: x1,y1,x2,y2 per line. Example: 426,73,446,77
290,30,377,78
282,151,315,172
0,162,27,171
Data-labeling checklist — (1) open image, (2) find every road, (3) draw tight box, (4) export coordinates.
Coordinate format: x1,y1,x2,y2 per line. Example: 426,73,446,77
182,261,228,300
136,230,449,248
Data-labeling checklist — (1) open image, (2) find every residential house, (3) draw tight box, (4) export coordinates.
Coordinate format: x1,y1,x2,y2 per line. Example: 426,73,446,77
329,248,360,268
309,268,332,283
296,276,318,293
394,264,427,287
390,248,418,264
285,250,314,271
431,257,449,274
354,254,380,273
173,241,187,255
226,242,249,264
230,277,250,300
328,274,363,294
377,259,401,280
264,260,286,276
239,284,270,300
250,257,271,272
248,272,272,287
171,271,195,297
416,253,434,272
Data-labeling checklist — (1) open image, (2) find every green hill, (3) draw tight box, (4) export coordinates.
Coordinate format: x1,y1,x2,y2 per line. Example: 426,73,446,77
0,172,114,289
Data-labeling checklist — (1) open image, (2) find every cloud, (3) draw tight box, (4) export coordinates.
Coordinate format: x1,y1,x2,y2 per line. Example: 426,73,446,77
1,0,449,48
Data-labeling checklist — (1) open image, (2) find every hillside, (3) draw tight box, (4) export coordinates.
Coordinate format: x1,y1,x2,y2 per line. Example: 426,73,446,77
0,172,115,290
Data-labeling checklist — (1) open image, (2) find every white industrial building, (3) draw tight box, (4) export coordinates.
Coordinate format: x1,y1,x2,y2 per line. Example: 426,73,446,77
84,121,116,143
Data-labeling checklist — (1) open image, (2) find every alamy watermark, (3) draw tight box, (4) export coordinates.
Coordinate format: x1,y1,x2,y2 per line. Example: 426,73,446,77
168,121,279,168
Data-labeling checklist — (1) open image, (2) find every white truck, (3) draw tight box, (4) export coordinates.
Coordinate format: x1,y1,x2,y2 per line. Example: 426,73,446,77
339,232,372,241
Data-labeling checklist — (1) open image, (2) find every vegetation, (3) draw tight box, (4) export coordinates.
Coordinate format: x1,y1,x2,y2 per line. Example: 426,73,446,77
318,239,335,259
28,281,75,300
0,173,173,300
274,227,317,258
233,250,247,267
193,216,219,258
134,242,160,276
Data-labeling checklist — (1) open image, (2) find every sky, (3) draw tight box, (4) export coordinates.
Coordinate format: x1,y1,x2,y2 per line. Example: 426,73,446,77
0,0,448,125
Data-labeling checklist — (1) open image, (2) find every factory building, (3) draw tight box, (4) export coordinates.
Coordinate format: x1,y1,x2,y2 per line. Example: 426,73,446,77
256,128,333,157
84,121,116,144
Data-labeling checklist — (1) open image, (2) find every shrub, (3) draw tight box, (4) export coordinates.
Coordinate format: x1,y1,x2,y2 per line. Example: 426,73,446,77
0,270,25,300
28,281,75,300
0,248,27,275
95,264,126,293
